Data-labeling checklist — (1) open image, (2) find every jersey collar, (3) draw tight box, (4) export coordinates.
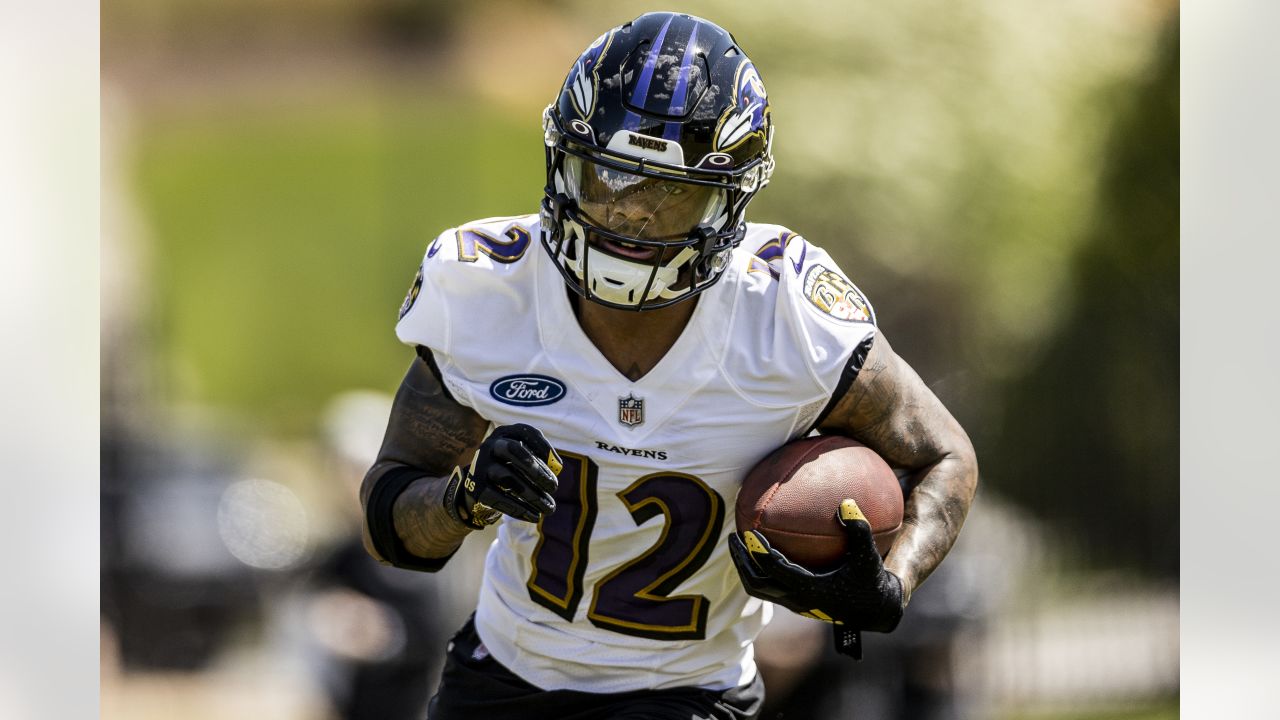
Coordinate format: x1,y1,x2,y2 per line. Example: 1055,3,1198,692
533,242,737,441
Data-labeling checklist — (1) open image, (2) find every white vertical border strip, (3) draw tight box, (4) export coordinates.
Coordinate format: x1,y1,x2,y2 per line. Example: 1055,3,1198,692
0,0,100,717
1182,1,1280,717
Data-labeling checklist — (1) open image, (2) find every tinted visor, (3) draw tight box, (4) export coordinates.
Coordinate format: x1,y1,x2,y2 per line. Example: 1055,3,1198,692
564,155,727,242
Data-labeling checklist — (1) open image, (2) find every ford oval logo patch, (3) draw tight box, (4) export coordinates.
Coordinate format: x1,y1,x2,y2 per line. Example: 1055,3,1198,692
489,374,566,406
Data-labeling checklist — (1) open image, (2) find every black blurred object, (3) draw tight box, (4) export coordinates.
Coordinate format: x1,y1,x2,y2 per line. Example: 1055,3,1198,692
306,538,445,720
101,430,258,671
366,0,457,52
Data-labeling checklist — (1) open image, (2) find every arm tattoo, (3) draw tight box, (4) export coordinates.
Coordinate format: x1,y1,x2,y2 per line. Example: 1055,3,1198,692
360,355,490,563
819,331,979,604
389,472,471,560
380,354,489,473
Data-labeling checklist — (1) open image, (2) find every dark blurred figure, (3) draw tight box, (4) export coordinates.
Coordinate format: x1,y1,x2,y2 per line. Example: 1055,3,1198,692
300,391,450,720
303,537,444,720
101,425,258,670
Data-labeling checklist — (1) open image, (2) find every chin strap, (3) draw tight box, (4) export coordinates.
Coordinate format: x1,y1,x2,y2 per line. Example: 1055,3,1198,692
542,190,738,307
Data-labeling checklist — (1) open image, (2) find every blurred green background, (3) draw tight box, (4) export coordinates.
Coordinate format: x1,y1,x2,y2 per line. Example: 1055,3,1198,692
103,1,1179,718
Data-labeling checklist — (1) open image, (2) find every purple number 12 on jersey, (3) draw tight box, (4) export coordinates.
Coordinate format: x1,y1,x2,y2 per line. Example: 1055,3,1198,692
526,453,726,641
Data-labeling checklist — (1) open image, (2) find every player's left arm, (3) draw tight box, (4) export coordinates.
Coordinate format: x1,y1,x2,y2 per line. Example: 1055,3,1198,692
817,329,979,605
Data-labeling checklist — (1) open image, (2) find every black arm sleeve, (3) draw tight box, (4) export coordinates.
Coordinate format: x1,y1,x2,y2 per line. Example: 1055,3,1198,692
365,465,458,573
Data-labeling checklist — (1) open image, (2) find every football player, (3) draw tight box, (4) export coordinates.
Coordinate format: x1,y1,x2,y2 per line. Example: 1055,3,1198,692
361,12,978,719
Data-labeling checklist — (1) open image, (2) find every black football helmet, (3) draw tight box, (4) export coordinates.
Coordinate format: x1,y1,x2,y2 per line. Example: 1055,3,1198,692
540,12,775,310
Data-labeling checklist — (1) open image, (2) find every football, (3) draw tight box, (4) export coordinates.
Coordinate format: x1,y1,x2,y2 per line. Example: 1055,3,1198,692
736,435,904,570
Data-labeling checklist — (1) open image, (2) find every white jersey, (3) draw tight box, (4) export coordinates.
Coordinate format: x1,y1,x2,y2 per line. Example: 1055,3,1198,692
395,213,876,693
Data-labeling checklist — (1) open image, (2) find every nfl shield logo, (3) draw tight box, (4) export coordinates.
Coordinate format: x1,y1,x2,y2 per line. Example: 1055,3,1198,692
618,393,645,427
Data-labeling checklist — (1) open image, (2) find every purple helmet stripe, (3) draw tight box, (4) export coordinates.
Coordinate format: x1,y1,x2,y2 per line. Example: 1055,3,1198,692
662,23,699,140
622,14,674,132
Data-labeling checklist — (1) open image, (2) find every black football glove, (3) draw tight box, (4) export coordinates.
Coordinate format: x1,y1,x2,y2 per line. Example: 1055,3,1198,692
443,423,562,529
728,499,905,640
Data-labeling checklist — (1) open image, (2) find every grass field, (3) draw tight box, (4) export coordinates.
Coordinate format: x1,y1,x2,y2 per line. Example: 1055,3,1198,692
1001,701,1178,720
134,95,544,433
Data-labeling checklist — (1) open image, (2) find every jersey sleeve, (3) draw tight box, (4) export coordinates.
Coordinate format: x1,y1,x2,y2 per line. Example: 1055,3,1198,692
774,235,877,427
392,216,541,409
395,227,456,357
393,226,488,408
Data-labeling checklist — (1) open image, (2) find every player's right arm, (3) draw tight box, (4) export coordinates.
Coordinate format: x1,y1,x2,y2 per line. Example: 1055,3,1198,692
360,354,490,568
361,351,563,571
